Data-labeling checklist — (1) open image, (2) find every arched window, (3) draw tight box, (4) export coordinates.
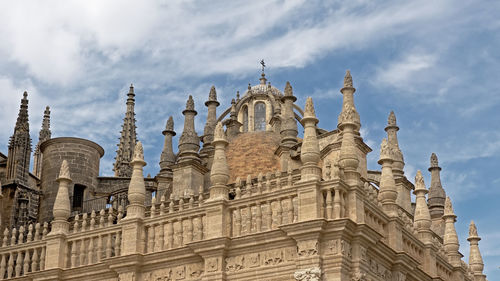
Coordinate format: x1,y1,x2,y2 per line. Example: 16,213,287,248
254,102,266,131
242,105,248,132
72,184,86,211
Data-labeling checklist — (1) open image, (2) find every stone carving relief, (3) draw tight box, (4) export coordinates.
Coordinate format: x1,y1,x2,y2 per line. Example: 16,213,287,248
294,267,321,281
341,240,352,258
368,257,392,281
206,257,219,272
264,248,284,265
226,255,244,272
351,270,367,281
245,253,260,268
297,240,318,257
143,263,203,281
118,272,136,281
220,247,296,273
360,246,367,262
393,272,406,281
324,239,339,255
187,263,204,278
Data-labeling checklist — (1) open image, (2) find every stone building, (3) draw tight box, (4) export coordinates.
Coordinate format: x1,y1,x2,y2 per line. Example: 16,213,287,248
0,70,488,280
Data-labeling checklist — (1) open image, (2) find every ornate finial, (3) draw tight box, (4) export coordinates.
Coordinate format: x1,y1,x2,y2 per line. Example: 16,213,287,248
343,70,353,88
23,91,28,99
430,153,439,168
248,83,251,90
236,91,240,100
388,111,396,126
186,95,195,111
444,196,454,216
44,106,50,114
58,160,71,180
209,86,217,101
284,81,293,96
165,116,174,131
303,97,316,118
133,141,144,161
214,122,226,142
260,59,266,72
415,170,426,191
379,138,394,160
469,220,478,237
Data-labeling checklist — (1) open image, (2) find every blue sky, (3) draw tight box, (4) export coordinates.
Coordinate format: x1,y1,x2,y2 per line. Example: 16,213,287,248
0,0,499,277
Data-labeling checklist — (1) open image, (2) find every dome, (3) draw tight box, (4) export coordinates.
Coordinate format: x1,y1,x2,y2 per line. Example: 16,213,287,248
243,73,283,98
226,130,281,182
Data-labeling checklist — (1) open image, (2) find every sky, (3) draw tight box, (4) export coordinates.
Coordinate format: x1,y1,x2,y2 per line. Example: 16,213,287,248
0,0,499,277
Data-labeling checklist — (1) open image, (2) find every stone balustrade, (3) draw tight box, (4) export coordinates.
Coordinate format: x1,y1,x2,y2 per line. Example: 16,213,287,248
66,225,122,268
0,224,48,279
143,199,207,254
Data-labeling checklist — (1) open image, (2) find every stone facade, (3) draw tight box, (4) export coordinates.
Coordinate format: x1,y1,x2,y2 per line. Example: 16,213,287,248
0,70,489,281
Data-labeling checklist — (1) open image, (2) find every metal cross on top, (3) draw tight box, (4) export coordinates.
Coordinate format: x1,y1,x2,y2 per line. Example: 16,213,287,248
260,59,266,72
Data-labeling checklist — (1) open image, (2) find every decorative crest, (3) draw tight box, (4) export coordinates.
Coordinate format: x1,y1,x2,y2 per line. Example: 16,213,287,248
415,170,426,190
284,81,293,96
186,95,195,111
444,196,454,215
379,138,394,160
343,70,353,88
430,153,439,168
260,59,266,72
133,141,144,161
165,116,174,131
388,111,397,126
58,160,71,180
214,122,226,141
469,220,478,237
209,86,217,101
304,97,316,118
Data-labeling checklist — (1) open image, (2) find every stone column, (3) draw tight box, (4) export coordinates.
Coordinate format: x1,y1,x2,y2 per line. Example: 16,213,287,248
209,122,229,201
157,116,176,199
338,70,364,223
45,160,71,270
296,97,322,221
377,139,398,217
121,142,146,256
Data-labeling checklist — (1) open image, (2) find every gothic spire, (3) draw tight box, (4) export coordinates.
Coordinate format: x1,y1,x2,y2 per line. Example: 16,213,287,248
33,106,51,177
280,81,298,147
468,221,486,280
6,91,32,186
442,197,460,266
428,153,446,219
126,141,147,219
209,122,230,200
114,84,138,177
178,95,200,163
337,70,360,131
385,111,404,177
300,97,321,181
51,160,71,235
159,116,176,175
413,170,431,242
378,138,398,217
413,170,432,243
202,86,219,149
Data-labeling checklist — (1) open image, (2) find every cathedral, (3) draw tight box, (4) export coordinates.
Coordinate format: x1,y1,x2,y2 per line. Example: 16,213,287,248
0,70,488,281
